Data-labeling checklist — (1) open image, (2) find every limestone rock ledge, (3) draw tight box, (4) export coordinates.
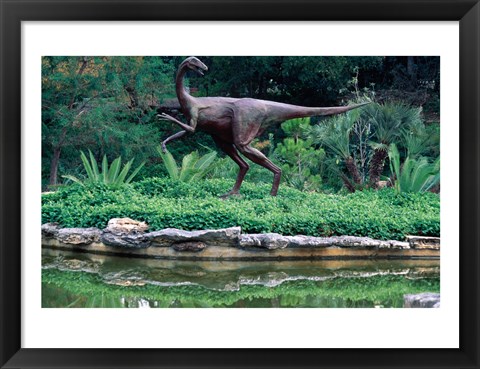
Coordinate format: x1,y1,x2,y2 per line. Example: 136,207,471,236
41,218,439,256
404,292,440,308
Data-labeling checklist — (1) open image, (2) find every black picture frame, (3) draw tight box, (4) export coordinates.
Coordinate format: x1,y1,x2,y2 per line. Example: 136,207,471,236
1,0,479,368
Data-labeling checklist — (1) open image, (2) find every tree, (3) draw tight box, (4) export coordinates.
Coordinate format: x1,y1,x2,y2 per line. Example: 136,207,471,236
196,56,383,106
306,109,366,192
308,102,435,193
274,118,325,191
42,56,175,187
366,102,422,188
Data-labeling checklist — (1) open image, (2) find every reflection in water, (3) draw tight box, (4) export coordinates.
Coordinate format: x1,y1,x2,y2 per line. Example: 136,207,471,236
42,248,440,308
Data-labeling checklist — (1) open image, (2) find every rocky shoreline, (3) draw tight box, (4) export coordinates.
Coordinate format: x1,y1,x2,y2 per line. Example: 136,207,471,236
42,218,440,260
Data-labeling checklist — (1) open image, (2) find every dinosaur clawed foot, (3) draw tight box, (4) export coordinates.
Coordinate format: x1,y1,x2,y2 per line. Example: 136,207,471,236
219,191,242,200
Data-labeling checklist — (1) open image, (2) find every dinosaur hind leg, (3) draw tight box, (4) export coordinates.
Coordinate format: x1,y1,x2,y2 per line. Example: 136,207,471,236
236,144,282,196
212,136,250,197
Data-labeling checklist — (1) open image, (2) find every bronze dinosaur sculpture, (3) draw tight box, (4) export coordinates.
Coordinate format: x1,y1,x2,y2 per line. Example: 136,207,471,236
159,56,368,197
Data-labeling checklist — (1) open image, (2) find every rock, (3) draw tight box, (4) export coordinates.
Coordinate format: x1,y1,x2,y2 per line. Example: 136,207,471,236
41,223,60,238
106,218,149,234
105,279,146,287
146,227,241,247
56,227,101,245
239,233,289,249
376,180,389,189
330,236,408,249
284,235,332,248
406,235,440,250
100,218,151,248
284,235,409,249
172,242,206,252
100,232,151,248
404,293,440,308
240,234,409,250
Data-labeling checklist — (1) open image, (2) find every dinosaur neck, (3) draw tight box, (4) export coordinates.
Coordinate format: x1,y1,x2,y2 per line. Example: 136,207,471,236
175,65,194,108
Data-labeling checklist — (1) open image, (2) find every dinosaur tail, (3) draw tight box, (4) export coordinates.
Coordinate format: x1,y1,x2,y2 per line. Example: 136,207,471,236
266,101,370,123
308,102,371,117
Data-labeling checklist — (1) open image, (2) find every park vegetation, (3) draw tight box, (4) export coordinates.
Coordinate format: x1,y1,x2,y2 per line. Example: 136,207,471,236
42,179,439,240
42,56,440,238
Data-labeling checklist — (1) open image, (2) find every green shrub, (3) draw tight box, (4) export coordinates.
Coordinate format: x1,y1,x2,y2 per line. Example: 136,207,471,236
42,178,440,240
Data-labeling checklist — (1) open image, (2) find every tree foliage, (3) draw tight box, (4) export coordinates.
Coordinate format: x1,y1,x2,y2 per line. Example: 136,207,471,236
42,56,175,187
42,56,440,192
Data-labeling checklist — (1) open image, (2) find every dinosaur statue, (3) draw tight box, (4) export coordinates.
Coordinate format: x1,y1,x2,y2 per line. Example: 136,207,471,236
159,56,368,197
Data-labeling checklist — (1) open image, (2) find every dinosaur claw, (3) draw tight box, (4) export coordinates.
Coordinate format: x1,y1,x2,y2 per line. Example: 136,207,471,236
219,191,242,200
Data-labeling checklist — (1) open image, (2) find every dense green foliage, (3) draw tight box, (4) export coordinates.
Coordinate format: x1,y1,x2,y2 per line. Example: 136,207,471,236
307,102,439,192
42,268,440,308
273,118,325,191
42,178,439,240
42,56,177,187
42,56,440,191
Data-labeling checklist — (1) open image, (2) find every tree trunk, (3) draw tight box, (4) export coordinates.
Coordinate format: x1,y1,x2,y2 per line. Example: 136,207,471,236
340,174,356,193
407,56,417,88
125,86,139,109
345,156,362,185
49,147,62,186
369,148,388,189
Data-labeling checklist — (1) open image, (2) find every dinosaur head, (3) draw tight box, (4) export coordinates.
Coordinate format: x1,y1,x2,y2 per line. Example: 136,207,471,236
181,56,208,76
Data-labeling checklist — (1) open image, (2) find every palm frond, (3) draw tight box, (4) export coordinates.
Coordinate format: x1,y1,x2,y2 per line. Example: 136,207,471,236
63,151,144,186
107,157,122,184
61,175,85,186
79,151,95,182
88,150,100,182
114,160,133,185
388,143,439,193
157,147,179,180
125,161,146,184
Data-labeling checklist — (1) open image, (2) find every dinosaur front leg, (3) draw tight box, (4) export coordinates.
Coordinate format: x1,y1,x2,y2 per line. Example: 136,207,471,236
161,130,187,153
157,113,196,133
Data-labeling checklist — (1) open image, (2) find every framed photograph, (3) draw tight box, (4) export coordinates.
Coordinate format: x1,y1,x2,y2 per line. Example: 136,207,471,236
1,0,479,368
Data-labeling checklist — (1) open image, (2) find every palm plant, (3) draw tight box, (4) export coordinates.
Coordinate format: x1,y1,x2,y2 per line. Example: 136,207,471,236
388,143,440,193
366,103,422,188
307,109,363,191
401,119,440,159
157,147,217,182
62,150,145,186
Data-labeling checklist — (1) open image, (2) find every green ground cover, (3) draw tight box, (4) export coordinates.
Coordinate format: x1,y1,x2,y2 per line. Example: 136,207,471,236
42,178,439,240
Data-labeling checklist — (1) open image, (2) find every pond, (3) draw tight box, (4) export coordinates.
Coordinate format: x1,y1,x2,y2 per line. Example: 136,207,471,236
42,248,440,308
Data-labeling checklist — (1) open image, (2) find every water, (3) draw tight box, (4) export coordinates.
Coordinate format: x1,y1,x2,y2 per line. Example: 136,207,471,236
42,248,440,308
